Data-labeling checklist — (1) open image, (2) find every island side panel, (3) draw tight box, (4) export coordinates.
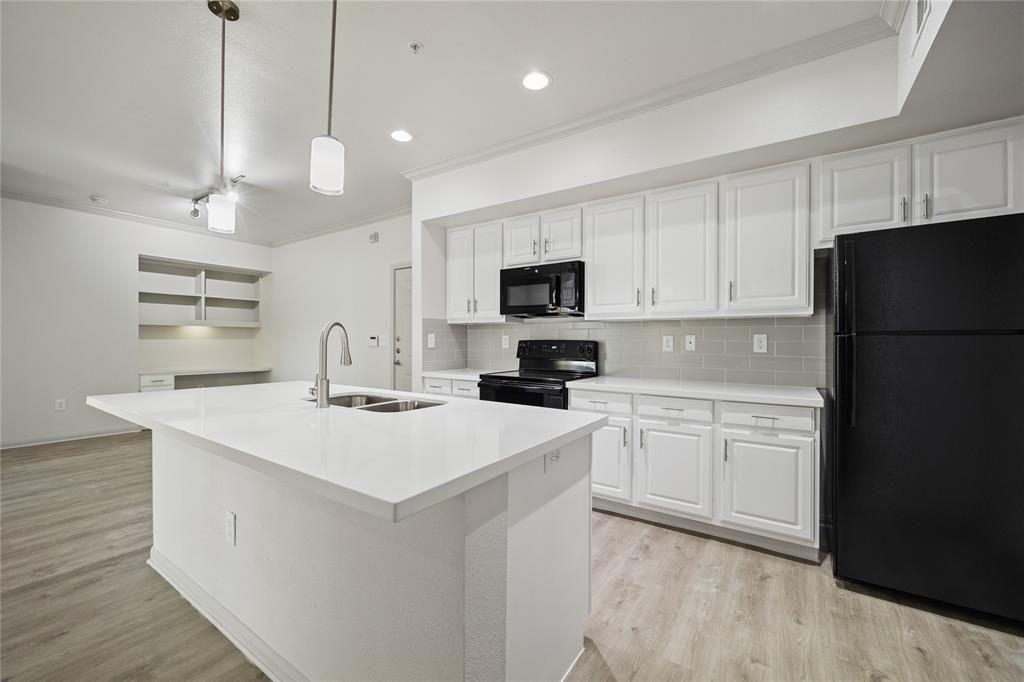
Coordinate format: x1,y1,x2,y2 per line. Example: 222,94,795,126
149,431,465,682
463,475,509,682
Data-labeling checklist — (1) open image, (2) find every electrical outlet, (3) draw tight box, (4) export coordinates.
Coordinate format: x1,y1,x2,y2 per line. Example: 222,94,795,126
685,335,696,352
753,334,768,353
54,399,67,412
427,333,436,349
543,449,561,473
224,511,237,546
662,335,674,352
501,335,509,349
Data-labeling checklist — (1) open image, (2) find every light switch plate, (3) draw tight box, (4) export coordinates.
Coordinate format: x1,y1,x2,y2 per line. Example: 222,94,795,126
501,335,509,349
224,511,236,546
685,335,696,352
427,333,436,349
662,335,674,352
753,334,768,353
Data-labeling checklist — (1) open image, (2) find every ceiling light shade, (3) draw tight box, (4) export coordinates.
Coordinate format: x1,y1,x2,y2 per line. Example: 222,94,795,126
207,192,236,233
390,129,413,142
522,70,551,90
310,135,346,195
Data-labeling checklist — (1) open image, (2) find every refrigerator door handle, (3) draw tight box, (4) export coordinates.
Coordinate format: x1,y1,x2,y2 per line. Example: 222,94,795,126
846,247,856,334
847,338,857,427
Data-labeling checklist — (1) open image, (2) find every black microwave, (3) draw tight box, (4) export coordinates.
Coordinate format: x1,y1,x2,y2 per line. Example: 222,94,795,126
499,260,584,317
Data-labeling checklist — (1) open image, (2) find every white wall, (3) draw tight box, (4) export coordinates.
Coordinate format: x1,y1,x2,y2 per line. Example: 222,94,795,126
256,213,411,390
897,1,952,108
0,198,271,447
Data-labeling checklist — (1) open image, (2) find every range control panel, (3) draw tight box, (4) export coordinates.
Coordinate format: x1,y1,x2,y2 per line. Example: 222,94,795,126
517,339,598,361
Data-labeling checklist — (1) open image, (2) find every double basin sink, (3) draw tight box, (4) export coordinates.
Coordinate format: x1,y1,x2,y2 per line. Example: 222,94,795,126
306,393,442,412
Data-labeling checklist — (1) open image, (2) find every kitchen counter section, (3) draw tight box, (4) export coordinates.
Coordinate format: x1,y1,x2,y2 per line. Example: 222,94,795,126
88,381,605,522
420,367,512,382
570,376,824,408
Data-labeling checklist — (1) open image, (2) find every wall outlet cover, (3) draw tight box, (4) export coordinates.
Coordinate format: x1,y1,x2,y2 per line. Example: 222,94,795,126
753,334,769,353
427,333,436,349
685,335,697,352
54,399,67,412
501,335,509,349
662,335,674,352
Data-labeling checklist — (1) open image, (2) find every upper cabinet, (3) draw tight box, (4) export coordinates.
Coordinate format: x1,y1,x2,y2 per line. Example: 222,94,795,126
816,144,911,247
583,196,644,318
446,222,504,324
644,181,718,317
721,163,811,315
503,207,582,266
914,122,1024,225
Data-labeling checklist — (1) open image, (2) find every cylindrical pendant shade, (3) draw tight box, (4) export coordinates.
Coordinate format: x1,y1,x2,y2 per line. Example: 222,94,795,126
207,192,236,233
310,135,345,195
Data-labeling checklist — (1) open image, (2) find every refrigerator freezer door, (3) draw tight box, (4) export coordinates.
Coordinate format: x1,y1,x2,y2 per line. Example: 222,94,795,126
835,214,1024,334
834,333,1024,621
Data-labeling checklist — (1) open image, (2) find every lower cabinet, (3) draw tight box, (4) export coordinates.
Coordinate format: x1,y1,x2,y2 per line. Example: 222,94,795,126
591,416,632,503
720,428,815,541
635,420,713,520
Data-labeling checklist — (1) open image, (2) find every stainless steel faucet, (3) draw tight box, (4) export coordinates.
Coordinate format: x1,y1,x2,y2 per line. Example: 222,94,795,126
311,321,352,407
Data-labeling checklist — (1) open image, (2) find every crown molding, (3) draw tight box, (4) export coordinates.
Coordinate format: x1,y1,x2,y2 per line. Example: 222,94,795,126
402,16,897,182
270,205,411,247
0,189,273,246
879,0,910,33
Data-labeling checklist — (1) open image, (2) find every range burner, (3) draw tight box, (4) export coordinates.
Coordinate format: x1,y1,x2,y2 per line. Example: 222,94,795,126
479,340,598,409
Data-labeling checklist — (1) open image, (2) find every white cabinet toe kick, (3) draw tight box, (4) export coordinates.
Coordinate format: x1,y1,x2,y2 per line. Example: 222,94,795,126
572,383,823,561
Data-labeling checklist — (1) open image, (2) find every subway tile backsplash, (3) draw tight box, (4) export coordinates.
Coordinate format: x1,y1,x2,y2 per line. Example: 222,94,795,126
422,317,468,371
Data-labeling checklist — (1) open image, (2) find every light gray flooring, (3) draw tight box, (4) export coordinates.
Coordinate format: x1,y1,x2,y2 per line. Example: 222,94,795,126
2,431,1021,680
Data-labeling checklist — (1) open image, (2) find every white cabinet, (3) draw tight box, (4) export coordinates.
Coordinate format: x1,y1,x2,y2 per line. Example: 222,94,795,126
817,145,911,246
591,416,632,503
452,379,480,399
644,181,718,316
423,378,453,395
914,122,1024,225
636,419,713,520
502,215,541,266
720,428,814,541
446,222,503,324
541,207,582,261
583,196,644,319
721,163,810,315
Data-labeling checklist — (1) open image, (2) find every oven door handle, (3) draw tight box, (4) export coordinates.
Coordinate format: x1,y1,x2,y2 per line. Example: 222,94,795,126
479,381,564,393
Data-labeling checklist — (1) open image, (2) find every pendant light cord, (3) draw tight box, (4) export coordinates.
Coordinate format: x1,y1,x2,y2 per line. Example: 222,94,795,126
326,0,337,136
219,16,226,183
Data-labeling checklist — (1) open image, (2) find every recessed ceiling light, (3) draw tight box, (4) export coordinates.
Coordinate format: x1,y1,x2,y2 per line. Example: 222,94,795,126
390,130,413,142
522,70,551,91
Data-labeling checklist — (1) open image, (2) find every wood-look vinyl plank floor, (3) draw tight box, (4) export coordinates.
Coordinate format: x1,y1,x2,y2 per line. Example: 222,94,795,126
2,432,1021,681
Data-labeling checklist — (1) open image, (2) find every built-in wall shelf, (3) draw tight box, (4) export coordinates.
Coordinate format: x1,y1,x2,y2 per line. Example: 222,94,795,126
138,255,268,328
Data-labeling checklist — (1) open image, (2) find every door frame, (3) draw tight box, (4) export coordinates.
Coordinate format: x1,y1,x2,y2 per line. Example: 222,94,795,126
389,262,413,390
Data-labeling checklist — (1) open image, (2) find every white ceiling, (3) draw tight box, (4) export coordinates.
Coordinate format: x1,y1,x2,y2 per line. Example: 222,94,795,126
1,1,885,244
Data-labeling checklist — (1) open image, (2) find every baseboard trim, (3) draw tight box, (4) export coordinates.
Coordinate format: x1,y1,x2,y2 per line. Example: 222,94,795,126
592,499,822,563
1,428,143,450
561,646,586,682
148,548,307,682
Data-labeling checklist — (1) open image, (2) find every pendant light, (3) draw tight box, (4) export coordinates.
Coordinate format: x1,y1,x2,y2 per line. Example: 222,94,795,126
309,0,345,195
207,0,239,233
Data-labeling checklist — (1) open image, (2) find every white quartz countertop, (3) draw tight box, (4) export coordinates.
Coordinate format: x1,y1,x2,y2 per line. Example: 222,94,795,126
570,376,824,408
420,368,513,382
87,381,606,522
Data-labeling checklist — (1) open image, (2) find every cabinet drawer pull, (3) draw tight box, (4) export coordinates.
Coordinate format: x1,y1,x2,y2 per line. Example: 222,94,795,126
456,387,472,392
532,239,537,255
544,238,550,253
729,281,734,301
473,298,478,313
901,196,908,222
622,427,627,448
651,287,655,306
149,379,167,383
636,288,641,306
662,406,685,413
466,298,471,313
724,439,728,462
428,384,443,389
639,428,646,449
751,415,780,421
923,193,930,219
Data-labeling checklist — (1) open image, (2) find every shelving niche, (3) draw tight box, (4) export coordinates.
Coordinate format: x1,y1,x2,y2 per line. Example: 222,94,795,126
138,255,268,328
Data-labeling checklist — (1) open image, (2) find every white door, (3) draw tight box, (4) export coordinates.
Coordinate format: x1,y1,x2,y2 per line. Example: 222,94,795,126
541,207,582,262
721,163,810,314
914,122,1024,224
503,215,541,266
591,417,632,503
472,222,503,322
817,144,911,245
583,196,644,319
721,429,814,541
392,267,412,391
636,420,713,520
644,181,718,316
446,226,474,322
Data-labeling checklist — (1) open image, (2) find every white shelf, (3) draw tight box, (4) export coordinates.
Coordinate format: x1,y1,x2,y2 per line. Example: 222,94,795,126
139,319,261,328
139,366,272,377
138,255,267,328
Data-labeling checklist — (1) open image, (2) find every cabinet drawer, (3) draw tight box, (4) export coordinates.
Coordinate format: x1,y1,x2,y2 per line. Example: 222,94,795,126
721,402,814,432
422,378,453,395
452,379,480,399
140,374,175,390
636,394,712,423
569,390,632,415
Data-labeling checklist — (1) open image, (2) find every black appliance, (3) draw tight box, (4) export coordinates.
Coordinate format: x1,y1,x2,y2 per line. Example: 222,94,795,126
833,213,1024,622
478,340,598,409
499,260,584,317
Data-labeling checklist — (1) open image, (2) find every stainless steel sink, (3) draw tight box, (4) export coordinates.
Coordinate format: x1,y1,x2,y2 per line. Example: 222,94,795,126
357,399,443,413
305,393,396,408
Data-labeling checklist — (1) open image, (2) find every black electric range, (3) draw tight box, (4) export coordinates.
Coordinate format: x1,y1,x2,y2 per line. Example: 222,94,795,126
478,339,598,409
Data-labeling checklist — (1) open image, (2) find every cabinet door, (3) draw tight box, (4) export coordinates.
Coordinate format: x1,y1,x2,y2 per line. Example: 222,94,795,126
591,417,632,503
636,420,713,520
644,181,717,316
721,163,810,314
472,222,503,322
503,215,541,266
818,145,911,245
721,429,814,541
915,123,1024,224
446,227,475,322
583,196,644,318
541,207,582,261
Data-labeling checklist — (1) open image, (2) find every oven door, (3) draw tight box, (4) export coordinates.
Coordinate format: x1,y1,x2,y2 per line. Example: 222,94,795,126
478,381,568,409
500,268,556,316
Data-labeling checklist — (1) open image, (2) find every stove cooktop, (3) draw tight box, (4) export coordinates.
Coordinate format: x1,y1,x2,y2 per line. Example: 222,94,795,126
479,369,593,386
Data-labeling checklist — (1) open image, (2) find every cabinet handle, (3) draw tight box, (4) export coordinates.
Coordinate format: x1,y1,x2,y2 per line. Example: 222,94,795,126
923,193,930,219
457,387,471,392
724,439,728,462
544,238,550,253
651,287,656,306
428,384,443,389
466,298,471,313
532,239,537,255
622,427,628,448
639,428,646,449
473,298,478,313
636,288,641,307
901,196,908,222
662,406,684,413
729,281,734,301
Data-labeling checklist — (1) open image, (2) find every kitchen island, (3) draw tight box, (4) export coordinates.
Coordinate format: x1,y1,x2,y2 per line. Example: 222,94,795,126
87,381,606,681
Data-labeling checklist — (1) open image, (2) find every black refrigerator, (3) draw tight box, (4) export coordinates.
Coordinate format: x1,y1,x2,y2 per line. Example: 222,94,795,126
833,213,1024,622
